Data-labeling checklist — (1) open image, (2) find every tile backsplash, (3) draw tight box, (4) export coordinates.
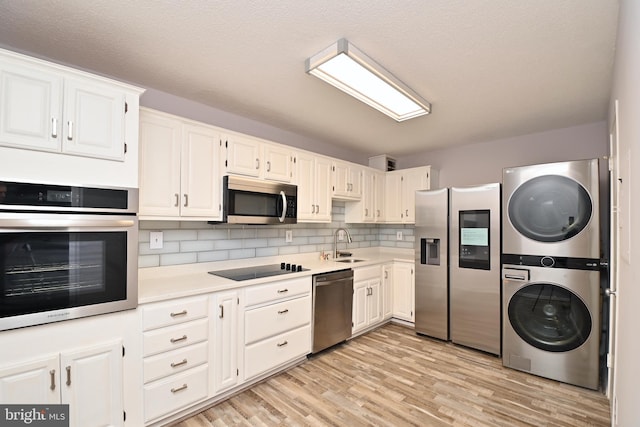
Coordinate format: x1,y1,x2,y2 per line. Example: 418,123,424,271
139,202,414,268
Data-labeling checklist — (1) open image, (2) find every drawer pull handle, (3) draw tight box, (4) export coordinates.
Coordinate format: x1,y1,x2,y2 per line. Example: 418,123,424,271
170,335,187,343
277,289,288,294
170,310,188,317
49,369,56,391
277,340,288,347
219,304,224,318
278,309,289,314
65,366,71,386
171,384,188,393
170,359,188,368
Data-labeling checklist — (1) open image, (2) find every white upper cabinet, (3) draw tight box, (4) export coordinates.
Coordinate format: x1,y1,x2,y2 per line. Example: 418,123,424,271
223,134,261,177
332,160,362,200
295,151,332,222
222,136,293,182
263,143,293,182
139,108,222,220
385,166,438,224
0,48,135,162
61,77,126,160
345,168,385,223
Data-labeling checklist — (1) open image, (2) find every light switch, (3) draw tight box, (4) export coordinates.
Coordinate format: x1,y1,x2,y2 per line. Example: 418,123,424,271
149,231,163,249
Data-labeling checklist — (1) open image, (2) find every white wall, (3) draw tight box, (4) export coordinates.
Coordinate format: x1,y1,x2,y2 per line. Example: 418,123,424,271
140,88,368,164
396,121,608,188
608,1,640,425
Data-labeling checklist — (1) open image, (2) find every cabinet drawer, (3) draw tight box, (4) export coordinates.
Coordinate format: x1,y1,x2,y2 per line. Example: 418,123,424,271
143,341,208,384
143,318,208,357
143,364,209,422
354,265,382,282
244,325,310,380
244,277,310,307
244,295,311,345
142,296,208,331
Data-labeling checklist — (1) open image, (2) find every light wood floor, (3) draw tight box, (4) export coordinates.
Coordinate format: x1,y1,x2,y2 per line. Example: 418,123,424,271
173,323,610,426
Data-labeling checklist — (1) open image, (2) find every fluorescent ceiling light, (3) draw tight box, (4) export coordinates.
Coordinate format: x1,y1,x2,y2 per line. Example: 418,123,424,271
305,38,431,122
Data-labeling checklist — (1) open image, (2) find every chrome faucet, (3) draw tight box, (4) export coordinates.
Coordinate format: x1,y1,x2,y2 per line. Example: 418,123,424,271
334,227,353,259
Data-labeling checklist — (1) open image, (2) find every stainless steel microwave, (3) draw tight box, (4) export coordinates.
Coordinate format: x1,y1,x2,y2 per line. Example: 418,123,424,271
221,175,297,224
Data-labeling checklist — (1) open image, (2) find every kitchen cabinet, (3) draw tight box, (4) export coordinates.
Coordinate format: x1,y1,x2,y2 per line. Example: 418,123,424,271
332,160,363,200
222,136,293,182
141,295,210,423
352,266,383,336
295,151,332,222
0,48,137,162
139,108,222,220
392,261,415,322
243,277,311,381
0,341,124,427
385,166,438,223
211,290,240,394
345,168,385,223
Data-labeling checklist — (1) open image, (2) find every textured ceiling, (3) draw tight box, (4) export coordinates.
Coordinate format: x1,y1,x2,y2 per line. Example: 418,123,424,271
0,1,619,158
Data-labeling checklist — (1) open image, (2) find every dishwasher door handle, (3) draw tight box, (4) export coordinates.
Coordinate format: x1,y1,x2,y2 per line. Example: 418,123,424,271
314,277,353,287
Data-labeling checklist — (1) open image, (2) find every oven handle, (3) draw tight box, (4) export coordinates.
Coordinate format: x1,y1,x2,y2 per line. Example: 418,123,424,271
0,217,136,230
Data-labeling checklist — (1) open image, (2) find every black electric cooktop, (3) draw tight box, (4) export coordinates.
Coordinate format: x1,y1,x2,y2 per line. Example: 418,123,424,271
208,263,308,281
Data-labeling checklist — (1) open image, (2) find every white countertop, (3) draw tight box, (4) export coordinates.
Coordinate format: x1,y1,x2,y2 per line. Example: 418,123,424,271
138,247,414,304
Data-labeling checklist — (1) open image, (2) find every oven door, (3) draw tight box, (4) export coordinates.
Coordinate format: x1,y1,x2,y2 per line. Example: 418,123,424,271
0,213,138,331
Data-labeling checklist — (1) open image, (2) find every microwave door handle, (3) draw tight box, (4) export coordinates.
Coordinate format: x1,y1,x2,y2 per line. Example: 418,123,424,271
279,191,287,223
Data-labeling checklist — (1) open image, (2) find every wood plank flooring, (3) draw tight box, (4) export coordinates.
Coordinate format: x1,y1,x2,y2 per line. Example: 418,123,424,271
173,323,610,427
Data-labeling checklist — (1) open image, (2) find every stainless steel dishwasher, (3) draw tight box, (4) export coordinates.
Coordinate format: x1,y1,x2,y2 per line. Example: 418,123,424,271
312,269,354,354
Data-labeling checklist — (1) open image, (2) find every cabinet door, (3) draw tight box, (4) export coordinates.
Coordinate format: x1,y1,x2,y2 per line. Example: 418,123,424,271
139,110,182,216
385,172,403,222
362,169,375,222
0,60,62,152
295,152,316,221
181,124,222,218
402,167,431,224
212,291,239,393
382,265,394,320
332,161,350,197
60,340,124,427
368,279,382,325
349,167,363,198
352,281,369,334
224,135,261,177
264,144,292,182
314,156,333,222
0,355,59,404
62,77,126,161
393,263,415,322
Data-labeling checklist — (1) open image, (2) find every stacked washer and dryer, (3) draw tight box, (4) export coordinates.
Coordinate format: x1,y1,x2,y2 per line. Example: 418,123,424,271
501,159,601,390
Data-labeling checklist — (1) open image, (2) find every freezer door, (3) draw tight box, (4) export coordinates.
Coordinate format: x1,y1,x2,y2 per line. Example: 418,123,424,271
415,188,449,340
450,183,501,355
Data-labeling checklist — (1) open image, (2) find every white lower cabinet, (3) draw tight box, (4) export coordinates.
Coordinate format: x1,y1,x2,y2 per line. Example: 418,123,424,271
0,340,124,427
352,265,384,335
211,290,240,394
382,263,394,320
141,296,209,423
392,261,415,322
243,277,312,381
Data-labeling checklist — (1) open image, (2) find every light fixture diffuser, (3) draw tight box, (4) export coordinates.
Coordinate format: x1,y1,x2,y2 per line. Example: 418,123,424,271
305,38,431,122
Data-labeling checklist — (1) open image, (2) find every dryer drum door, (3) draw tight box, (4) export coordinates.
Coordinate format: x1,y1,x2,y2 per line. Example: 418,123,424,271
508,175,592,242
508,283,592,352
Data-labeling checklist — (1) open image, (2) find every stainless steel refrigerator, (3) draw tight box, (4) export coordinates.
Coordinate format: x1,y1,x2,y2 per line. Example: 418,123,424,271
415,183,501,355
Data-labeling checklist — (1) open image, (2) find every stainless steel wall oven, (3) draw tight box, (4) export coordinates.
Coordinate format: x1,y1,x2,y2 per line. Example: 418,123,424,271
0,181,138,331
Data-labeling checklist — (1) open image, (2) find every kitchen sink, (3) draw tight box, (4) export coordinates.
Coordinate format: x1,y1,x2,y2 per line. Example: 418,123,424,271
336,259,365,263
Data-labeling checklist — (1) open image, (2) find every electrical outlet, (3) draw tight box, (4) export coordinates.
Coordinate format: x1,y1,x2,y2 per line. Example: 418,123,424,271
396,231,403,241
285,230,293,243
338,230,345,241
149,231,163,249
